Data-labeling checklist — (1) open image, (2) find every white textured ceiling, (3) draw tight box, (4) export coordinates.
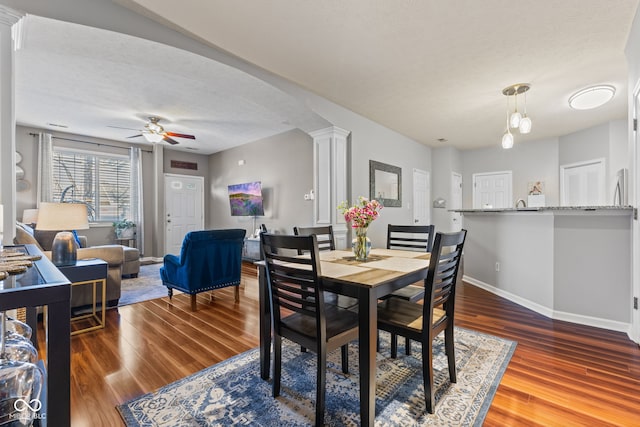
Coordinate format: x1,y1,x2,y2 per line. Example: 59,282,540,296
15,15,330,154
14,0,640,153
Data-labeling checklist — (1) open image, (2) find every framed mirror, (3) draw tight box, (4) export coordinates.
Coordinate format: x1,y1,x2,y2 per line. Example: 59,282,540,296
369,160,402,207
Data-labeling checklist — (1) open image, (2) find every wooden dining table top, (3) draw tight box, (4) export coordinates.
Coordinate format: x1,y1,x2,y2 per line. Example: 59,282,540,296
314,248,431,288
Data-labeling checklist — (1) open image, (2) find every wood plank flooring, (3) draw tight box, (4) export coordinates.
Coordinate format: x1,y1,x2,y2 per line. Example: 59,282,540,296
40,263,640,426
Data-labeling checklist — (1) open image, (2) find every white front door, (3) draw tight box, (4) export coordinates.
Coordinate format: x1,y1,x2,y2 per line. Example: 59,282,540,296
473,171,513,209
412,168,430,225
560,159,606,206
164,174,204,255
451,172,463,231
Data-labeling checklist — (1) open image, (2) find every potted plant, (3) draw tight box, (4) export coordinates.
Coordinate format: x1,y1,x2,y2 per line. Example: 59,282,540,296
113,219,136,239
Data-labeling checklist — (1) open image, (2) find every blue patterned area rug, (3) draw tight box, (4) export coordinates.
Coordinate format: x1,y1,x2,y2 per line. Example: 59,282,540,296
118,328,516,426
119,263,167,307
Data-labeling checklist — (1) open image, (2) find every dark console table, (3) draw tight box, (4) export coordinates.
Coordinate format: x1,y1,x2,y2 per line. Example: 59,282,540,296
0,244,71,427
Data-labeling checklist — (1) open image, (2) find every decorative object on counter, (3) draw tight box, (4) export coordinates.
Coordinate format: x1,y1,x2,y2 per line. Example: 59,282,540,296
527,181,546,207
433,197,447,208
36,202,90,267
0,249,41,277
0,311,44,426
338,197,382,261
501,83,532,149
113,219,136,239
369,160,402,207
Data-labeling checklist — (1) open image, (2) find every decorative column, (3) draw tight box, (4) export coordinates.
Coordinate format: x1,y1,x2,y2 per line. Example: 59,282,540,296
310,126,350,249
0,7,24,244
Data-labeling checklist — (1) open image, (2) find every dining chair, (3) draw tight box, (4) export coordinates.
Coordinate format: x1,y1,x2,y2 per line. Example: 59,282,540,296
260,233,359,427
377,229,467,413
385,224,435,302
383,224,436,355
293,225,336,253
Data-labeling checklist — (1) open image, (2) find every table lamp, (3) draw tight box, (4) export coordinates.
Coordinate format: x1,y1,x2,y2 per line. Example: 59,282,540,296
36,202,89,266
21,209,39,228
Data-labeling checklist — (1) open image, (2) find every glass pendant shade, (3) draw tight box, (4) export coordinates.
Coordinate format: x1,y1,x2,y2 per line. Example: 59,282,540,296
501,131,514,149
509,111,522,129
143,132,164,143
519,116,532,134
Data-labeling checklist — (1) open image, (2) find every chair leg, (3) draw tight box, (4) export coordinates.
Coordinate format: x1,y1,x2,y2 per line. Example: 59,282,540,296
445,324,457,383
316,347,327,427
234,285,240,302
167,288,173,299
273,335,282,397
422,338,435,413
341,343,349,374
190,294,197,311
390,333,398,359
405,337,412,356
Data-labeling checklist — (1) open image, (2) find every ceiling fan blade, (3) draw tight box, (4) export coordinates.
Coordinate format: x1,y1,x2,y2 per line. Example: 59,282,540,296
163,136,180,145
127,134,143,139
165,132,196,140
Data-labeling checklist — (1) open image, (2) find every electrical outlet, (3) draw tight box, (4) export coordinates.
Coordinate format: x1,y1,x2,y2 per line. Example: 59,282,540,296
495,262,500,272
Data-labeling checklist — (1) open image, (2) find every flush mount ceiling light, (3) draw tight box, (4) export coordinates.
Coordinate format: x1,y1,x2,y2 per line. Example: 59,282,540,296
501,83,532,149
568,85,615,110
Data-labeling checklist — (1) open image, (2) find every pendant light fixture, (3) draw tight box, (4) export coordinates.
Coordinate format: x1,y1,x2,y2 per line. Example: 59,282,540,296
501,83,532,148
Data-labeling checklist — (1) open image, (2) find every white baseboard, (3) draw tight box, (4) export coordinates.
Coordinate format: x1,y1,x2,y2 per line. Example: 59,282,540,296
463,275,631,334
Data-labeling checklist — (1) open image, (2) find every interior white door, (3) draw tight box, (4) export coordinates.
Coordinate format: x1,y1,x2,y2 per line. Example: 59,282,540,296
412,168,430,225
473,171,512,209
560,159,606,206
450,172,463,232
164,174,204,255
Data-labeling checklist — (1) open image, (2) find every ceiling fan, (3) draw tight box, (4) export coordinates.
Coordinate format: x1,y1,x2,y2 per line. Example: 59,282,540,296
110,117,196,145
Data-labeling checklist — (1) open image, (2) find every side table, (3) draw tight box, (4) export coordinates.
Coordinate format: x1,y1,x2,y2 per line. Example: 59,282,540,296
58,259,108,335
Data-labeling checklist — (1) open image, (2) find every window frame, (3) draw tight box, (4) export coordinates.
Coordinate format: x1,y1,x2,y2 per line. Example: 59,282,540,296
52,146,132,223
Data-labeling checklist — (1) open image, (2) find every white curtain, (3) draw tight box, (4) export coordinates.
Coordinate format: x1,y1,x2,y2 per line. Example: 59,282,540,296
36,132,53,204
130,147,144,255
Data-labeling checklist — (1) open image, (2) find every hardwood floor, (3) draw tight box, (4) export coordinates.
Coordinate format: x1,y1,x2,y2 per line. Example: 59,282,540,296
40,263,640,426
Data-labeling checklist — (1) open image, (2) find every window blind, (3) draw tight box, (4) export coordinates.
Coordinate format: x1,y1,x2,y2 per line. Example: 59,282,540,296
52,148,131,222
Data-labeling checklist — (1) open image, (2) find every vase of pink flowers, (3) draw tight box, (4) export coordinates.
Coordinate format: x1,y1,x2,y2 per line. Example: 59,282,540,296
338,197,382,261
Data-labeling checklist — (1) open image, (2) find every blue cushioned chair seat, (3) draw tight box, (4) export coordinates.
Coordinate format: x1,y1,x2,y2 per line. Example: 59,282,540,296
160,229,246,309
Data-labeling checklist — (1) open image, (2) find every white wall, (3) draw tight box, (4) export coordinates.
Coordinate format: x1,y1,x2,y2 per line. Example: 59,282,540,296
432,146,461,232
625,3,640,342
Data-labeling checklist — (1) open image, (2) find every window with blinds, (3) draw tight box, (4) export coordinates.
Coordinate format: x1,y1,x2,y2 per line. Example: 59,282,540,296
52,148,131,222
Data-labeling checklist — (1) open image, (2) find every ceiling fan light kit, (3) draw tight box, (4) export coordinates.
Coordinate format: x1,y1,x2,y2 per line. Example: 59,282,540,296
119,116,196,145
501,83,532,149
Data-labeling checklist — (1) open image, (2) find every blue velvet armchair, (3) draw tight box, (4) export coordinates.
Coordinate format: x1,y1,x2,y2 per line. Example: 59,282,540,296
160,229,246,311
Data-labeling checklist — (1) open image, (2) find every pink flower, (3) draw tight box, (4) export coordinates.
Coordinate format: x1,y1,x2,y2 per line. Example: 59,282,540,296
337,197,383,229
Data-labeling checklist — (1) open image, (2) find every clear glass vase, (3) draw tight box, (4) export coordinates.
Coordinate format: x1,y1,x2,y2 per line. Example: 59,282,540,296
352,227,371,261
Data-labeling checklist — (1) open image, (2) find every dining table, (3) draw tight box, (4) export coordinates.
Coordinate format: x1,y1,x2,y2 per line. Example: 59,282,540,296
257,247,431,426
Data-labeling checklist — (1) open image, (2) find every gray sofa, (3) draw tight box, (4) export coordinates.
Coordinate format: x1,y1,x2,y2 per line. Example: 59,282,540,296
14,223,125,308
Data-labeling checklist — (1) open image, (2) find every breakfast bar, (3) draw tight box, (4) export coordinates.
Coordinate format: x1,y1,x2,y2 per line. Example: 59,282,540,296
455,206,634,332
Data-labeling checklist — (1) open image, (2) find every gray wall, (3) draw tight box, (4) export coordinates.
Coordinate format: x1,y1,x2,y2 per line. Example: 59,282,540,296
304,97,433,247
208,129,314,236
461,136,560,208
431,146,462,232
459,120,627,210
14,125,212,257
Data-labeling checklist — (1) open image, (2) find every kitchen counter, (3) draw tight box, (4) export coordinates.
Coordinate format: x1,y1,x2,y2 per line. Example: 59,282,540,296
458,206,633,333
453,205,634,213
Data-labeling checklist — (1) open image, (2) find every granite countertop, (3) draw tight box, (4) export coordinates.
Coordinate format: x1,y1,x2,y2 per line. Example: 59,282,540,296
453,205,634,213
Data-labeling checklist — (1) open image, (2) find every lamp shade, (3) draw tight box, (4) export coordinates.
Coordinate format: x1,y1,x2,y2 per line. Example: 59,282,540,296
22,209,39,225
35,203,89,266
143,132,164,143
35,203,89,231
